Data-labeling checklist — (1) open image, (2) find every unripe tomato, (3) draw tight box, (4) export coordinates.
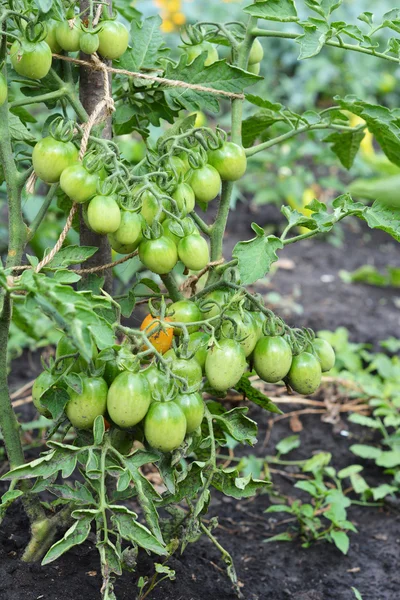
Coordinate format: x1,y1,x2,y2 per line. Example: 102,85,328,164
248,62,260,75
185,41,218,66
172,183,195,214
65,376,108,430
200,289,229,320
187,331,210,370
248,38,264,65
144,401,187,452
56,335,98,373
10,40,52,80
138,188,168,225
171,357,203,388
32,137,78,183
107,371,151,428
287,352,322,395
221,310,259,357
45,19,62,53
312,338,335,372
189,164,221,203
32,371,53,418
55,19,82,52
168,155,187,178
174,392,204,433
205,339,247,391
88,195,121,234
253,336,292,383
0,73,7,106
139,236,178,275
167,300,202,334
114,210,144,246
178,234,210,271
208,142,247,182
140,314,174,354
80,32,99,54
143,364,169,400
103,362,123,387
162,218,181,246
60,164,99,204
250,311,266,340
191,111,207,127
108,233,138,255
98,20,129,59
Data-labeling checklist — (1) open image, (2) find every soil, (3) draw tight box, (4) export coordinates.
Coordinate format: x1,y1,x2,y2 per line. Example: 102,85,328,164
1,203,400,600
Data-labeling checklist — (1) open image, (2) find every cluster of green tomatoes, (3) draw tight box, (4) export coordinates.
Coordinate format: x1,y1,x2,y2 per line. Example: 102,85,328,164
32,291,335,454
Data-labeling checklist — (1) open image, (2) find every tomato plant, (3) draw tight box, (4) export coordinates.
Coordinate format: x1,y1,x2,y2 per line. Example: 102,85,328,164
0,2,399,599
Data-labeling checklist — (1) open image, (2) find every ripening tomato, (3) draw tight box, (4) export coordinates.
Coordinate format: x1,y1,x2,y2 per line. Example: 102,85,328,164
55,19,82,52
139,236,178,275
80,32,99,54
10,40,52,80
208,142,247,182
32,371,53,418
98,20,129,59
187,331,210,370
178,234,210,271
45,19,62,53
65,376,108,430
114,210,144,246
140,314,174,354
173,392,204,433
87,195,121,234
189,164,221,203
253,336,292,383
311,338,335,372
205,339,247,391
167,300,202,334
287,352,322,395
60,164,99,204
144,400,187,452
171,357,203,388
248,38,264,65
0,73,7,106
221,309,259,357
172,183,196,214
107,371,151,428
185,41,218,66
32,137,79,183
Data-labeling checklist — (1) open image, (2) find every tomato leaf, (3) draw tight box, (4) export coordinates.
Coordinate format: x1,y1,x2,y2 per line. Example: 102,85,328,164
234,374,282,414
330,530,350,555
243,0,299,22
324,129,365,169
233,226,283,285
121,16,168,71
210,406,258,446
212,469,270,499
111,505,168,556
44,245,98,269
362,201,400,242
42,517,93,565
296,22,330,59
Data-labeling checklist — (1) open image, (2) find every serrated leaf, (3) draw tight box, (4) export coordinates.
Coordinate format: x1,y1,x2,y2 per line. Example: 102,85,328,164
331,530,349,554
122,16,167,71
41,386,70,420
244,0,299,22
325,129,365,169
45,246,98,269
212,469,270,499
211,406,258,446
362,200,400,242
1,449,78,480
8,111,35,141
233,227,283,285
42,517,93,565
296,22,330,60
111,506,167,556
0,490,23,519
245,94,283,112
242,110,284,148
234,375,282,414
48,482,95,504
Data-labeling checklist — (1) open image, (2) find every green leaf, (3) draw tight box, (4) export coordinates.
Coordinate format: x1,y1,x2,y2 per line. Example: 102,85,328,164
8,111,35,141
93,416,105,445
233,226,283,285
296,22,330,60
1,449,79,480
42,517,93,564
113,0,141,21
350,473,370,494
245,94,283,112
276,435,301,455
362,201,400,242
338,464,364,478
265,504,293,514
302,452,332,474
33,0,52,12
264,532,293,542
99,540,122,578
244,0,299,22
294,481,318,496
48,481,95,504
0,490,23,519
324,129,365,169
234,375,282,414
45,246,98,269
111,505,167,556
211,406,258,446
123,16,167,71
350,445,382,460
212,469,270,499
348,413,382,428
352,588,363,600
41,387,69,420
376,450,400,468
241,110,284,148
330,530,349,554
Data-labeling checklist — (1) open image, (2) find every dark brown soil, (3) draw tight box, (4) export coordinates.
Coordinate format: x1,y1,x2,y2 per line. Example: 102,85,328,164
1,203,399,600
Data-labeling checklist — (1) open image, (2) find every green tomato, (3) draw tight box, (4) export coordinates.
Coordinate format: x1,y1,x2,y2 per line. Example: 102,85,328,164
109,428,133,455
65,376,108,430
32,371,53,418
103,361,124,386
172,183,195,215
221,310,259,357
189,164,221,203
248,62,260,75
248,38,264,65
171,357,203,388
185,41,218,66
80,32,99,54
88,195,121,234
56,335,98,373
167,300,202,334
200,289,229,320
250,311,266,340
287,352,322,395
174,392,204,433
253,336,292,383
45,19,62,53
178,234,210,271
208,142,247,182
162,218,181,247
98,20,129,60
107,371,151,428
142,364,169,401
138,187,168,225
0,73,7,106
205,339,247,392
108,233,139,255
114,210,144,246
144,400,187,452
55,19,82,52
32,137,79,183
10,40,52,80
60,164,99,204
312,338,335,372
168,155,187,179
187,331,210,370
139,236,178,275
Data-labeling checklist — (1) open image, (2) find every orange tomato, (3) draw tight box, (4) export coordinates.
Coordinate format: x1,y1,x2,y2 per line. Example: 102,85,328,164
140,314,174,354
104,418,111,431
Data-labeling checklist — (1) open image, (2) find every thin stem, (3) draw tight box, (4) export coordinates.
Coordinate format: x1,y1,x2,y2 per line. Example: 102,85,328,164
27,185,59,241
252,28,399,64
10,88,67,109
160,273,183,302
190,211,211,236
